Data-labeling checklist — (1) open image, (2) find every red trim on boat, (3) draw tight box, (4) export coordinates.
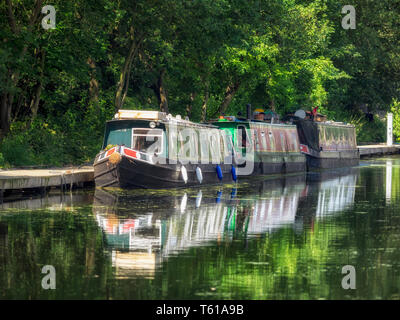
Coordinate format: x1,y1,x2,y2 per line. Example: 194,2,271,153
124,148,137,158
106,148,115,157
300,144,310,154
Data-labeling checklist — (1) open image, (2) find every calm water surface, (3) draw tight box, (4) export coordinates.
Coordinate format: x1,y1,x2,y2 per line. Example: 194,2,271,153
1,156,400,299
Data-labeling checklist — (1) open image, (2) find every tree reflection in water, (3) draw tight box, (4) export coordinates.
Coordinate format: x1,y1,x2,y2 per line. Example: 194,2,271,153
1,159,400,299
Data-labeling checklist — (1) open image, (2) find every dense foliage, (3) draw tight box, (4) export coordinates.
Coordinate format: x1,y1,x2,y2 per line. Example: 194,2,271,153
1,0,399,167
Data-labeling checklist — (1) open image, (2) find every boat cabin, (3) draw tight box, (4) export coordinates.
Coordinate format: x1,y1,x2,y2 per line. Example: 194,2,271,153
212,117,301,155
101,110,235,165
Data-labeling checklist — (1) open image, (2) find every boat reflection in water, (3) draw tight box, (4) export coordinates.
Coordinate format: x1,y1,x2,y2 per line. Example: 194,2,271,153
93,168,358,279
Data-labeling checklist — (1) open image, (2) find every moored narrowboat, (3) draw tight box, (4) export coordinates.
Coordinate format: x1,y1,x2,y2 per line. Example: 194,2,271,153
94,107,359,189
94,110,238,188
212,106,306,175
212,119,307,175
289,111,359,169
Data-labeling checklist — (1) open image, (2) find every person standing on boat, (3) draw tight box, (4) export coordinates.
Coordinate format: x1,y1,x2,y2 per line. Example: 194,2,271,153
311,106,319,121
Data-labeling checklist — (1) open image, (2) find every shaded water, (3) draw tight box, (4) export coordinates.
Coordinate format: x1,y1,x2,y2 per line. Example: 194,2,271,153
1,156,400,299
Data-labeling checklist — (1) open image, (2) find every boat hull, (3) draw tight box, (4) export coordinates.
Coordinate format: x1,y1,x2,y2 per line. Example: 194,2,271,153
94,155,235,189
302,147,359,170
251,153,306,175
305,151,360,169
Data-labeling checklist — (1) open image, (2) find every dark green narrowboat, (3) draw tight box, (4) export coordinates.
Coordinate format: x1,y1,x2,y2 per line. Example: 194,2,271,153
212,108,306,175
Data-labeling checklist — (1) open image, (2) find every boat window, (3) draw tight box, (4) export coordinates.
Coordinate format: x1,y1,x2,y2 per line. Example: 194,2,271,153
291,131,299,151
105,128,132,148
132,128,163,154
237,125,249,148
268,130,275,151
192,129,200,163
222,131,233,152
220,130,233,162
178,127,198,163
259,130,267,151
209,129,221,164
227,132,234,152
280,133,287,152
254,130,259,151
168,127,178,160
199,129,210,164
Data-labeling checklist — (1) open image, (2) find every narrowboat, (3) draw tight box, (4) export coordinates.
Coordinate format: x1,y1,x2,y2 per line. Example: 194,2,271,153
211,106,307,175
287,111,359,169
93,110,238,188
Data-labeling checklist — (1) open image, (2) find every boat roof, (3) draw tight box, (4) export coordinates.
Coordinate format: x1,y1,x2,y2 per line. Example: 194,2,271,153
212,120,297,128
314,121,355,128
108,110,217,129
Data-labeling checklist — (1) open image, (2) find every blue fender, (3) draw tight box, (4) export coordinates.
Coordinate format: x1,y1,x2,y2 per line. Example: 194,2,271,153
216,165,223,180
231,166,237,182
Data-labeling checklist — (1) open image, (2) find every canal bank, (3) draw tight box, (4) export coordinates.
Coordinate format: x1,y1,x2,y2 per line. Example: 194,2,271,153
0,166,94,203
358,144,400,157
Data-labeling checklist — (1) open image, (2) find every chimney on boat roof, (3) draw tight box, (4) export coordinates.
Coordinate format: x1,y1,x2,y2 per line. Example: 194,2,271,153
246,104,252,120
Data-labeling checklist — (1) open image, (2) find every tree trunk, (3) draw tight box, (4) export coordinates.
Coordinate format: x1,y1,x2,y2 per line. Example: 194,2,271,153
115,32,143,111
158,69,169,113
121,50,135,108
8,0,44,88
0,94,11,138
29,84,42,119
201,83,209,122
13,95,25,121
6,0,17,33
115,40,136,111
270,99,276,112
87,58,99,104
186,92,196,119
151,69,169,114
1,0,44,137
213,81,240,117
30,49,45,119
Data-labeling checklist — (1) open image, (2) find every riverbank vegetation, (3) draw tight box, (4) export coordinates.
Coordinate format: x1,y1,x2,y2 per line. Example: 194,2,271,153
1,0,399,167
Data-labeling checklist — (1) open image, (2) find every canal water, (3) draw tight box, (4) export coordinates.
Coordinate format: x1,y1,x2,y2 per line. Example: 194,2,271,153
1,156,400,300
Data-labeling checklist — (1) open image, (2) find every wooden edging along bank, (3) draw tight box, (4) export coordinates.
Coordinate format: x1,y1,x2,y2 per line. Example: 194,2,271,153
0,166,94,203
358,144,400,157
